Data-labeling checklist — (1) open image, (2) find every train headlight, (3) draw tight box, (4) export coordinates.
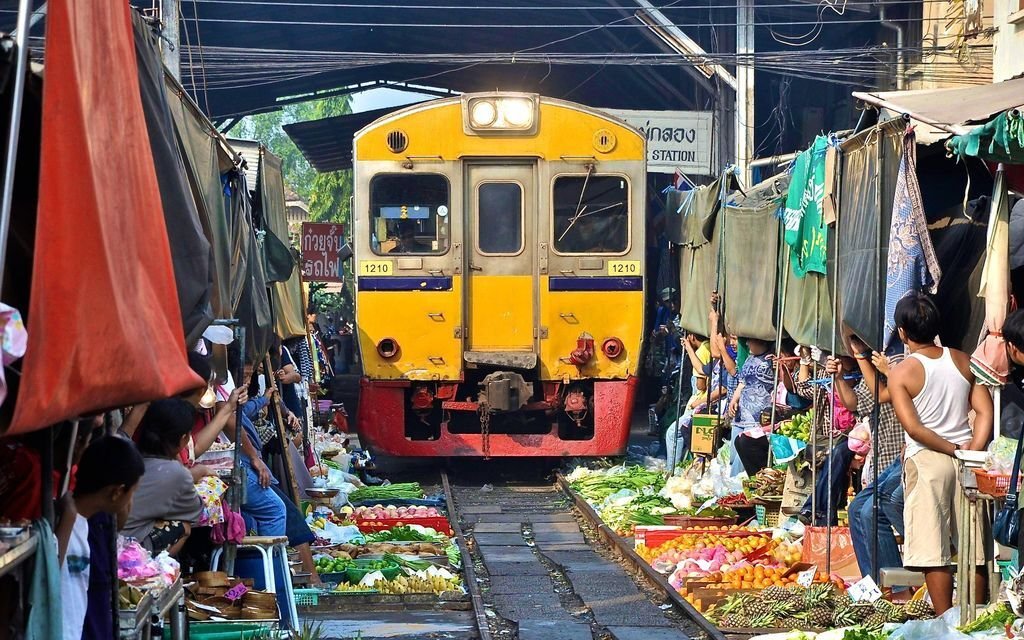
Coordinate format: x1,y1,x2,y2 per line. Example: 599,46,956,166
463,93,539,134
470,100,497,128
501,98,534,127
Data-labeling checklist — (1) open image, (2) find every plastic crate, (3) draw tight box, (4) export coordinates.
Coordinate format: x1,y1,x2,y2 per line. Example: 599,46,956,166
355,516,453,536
293,588,321,606
973,469,1020,498
754,504,781,528
999,560,1017,582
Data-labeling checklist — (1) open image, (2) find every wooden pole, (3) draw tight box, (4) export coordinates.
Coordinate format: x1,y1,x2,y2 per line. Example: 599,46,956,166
266,354,302,505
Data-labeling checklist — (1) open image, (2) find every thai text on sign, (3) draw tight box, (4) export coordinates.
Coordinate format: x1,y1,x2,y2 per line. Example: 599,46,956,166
301,222,346,282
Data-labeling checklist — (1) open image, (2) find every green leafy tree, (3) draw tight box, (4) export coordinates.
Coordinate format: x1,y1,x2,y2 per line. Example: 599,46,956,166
232,95,356,319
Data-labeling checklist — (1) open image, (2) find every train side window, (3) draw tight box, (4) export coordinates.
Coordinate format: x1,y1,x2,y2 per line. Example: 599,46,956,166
477,182,523,255
552,175,628,254
369,174,450,255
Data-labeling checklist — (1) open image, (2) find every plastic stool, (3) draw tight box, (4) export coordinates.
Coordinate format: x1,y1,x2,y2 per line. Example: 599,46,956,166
210,536,299,630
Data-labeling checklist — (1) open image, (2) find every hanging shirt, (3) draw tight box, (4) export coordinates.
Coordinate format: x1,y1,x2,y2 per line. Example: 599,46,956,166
735,352,775,424
784,135,830,277
61,514,91,640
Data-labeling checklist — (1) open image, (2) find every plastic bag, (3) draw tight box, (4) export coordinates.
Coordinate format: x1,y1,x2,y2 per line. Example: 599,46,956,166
888,617,968,640
986,436,1018,474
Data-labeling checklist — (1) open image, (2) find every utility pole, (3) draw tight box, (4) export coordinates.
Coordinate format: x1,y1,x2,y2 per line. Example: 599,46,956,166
161,0,180,81
735,0,755,185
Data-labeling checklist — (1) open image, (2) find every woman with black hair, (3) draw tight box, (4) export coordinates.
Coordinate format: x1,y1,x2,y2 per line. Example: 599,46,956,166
122,398,202,555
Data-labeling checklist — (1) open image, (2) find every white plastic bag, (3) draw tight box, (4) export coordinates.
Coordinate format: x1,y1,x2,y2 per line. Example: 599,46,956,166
888,617,968,640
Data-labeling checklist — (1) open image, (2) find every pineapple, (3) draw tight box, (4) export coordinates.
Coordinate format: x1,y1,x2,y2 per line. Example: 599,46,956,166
763,585,789,603
778,616,804,629
805,606,833,628
833,594,853,610
863,612,887,630
831,606,859,627
903,599,934,620
848,603,875,623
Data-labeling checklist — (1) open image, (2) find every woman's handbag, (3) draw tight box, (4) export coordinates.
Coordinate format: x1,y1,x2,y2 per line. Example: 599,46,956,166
993,427,1024,548
252,414,277,447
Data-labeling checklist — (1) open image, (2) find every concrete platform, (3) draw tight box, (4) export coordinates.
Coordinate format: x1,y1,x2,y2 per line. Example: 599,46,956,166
305,610,476,639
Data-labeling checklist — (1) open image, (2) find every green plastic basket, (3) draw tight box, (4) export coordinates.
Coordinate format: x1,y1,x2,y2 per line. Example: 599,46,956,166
293,588,322,606
999,560,1016,582
346,560,401,584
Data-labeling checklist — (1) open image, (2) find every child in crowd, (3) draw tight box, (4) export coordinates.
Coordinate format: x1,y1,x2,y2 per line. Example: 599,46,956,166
58,436,145,639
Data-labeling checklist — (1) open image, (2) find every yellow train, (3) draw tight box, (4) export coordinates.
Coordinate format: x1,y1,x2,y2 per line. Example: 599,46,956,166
352,92,646,457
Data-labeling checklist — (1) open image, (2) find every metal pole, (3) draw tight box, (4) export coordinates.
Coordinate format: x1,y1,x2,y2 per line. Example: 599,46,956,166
871,126,885,583
224,324,245,576
826,137,841,576
735,0,755,185
0,0,33,286
161,0,181,81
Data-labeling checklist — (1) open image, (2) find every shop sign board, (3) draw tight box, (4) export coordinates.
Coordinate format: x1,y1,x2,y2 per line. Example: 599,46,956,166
604,109,714,176
301,222,346,283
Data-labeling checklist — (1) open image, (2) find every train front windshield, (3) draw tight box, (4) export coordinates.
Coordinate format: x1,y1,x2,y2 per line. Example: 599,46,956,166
369,173,451,255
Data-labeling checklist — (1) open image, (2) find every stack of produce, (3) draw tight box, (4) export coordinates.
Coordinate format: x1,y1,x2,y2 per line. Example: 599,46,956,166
569,466,665,503
744,467,786,499
364,525,448,544
707,584,934,631
598,494,676,536
778,412,812,443
638,527,772,563
349,483,424,503
353,504,443,520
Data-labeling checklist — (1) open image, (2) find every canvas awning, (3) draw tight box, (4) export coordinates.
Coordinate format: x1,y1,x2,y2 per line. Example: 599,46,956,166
8,0,202,434
853,77,1024,137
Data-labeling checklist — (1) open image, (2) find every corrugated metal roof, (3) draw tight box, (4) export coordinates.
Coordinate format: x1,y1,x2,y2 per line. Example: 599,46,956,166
283,107,397,173
226,137,261,188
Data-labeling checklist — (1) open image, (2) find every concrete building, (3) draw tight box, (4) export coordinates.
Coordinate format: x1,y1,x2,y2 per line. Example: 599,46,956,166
993,0,1024,81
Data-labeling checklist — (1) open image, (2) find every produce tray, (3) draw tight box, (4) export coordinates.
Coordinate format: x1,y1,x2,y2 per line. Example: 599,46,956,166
634,525,770,551
356,517,453,536
350,497,445,508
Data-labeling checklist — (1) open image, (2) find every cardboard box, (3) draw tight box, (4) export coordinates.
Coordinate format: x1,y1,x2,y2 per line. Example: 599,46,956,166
691,414,721,456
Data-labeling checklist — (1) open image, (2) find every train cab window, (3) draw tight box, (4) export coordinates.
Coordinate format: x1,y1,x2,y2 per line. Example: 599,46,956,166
552,175,628,254
477,182,523,255
370,174,450,255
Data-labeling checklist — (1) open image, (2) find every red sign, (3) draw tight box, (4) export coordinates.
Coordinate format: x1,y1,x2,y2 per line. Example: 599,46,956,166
301,222,346,283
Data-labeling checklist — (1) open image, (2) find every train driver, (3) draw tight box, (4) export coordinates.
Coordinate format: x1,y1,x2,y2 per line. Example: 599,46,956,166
389,220,432,254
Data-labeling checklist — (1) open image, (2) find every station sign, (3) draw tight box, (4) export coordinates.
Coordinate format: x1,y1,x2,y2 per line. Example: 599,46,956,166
604,109,714,176
300,222,346,283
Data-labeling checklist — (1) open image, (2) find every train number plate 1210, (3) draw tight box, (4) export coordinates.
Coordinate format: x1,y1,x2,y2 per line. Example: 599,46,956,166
359,260,394,275
607,260,640,276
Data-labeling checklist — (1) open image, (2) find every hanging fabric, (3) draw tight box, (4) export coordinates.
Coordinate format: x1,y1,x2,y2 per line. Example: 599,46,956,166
228,169,273,365
784,135,830,277
882,128,942,349
677,176,725,335
258,149,306,339
9,0,202,434
971,164,1011,386
133,11,214,346
838,123,904,351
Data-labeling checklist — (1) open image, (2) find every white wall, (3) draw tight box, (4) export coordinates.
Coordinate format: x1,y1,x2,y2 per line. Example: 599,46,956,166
994,0,1024,81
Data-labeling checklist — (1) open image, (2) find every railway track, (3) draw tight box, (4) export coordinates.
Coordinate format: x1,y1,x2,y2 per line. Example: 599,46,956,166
440,463,720,640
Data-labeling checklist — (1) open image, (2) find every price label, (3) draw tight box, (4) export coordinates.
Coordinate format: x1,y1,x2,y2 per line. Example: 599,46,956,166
359,260,393,276
796,566,817,588
607,260,641,276
848,576,882,602
223,583,249,602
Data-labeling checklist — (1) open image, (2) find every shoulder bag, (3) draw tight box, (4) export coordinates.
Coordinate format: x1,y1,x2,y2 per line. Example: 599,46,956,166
993,427,1024,548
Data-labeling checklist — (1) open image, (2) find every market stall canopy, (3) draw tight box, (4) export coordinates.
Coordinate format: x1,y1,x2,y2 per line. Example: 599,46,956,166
852,77,1024,138
284,107,397,173
8,0,203,434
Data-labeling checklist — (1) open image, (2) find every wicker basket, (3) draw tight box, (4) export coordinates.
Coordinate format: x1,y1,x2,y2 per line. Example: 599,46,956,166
972,469,1020,498
754,504,782,528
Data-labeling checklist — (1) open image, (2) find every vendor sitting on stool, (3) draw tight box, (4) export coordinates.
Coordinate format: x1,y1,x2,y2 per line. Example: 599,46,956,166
122,398,204,555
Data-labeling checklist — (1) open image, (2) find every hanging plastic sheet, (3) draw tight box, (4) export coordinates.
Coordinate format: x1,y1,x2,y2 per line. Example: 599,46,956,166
166,78,234,319
666,180,720,246
9,0,201,434
258,150,306,339
782,241,836,351
722,179,785,341
837,121,903,351
133,12,213,346
678,211,720,336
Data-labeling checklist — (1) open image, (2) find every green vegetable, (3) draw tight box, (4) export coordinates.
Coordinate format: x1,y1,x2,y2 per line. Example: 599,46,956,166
445,544,461,569
349,483,424,503
570,466,665,502
958,602,1014,633
382,553,431,571
364,525,446,543
842,628,888,640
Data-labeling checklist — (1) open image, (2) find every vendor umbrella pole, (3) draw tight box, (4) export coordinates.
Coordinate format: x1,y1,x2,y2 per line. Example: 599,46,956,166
266,353,303,505
767,229,792,468
670,333,687,479
224,325,245,576
0,0,32,284
871,125,885,584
